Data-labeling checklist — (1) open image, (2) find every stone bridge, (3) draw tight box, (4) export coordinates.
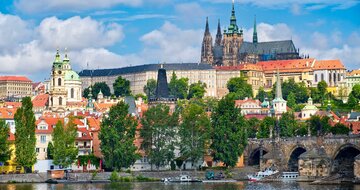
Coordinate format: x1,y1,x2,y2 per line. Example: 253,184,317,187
244,134,360,177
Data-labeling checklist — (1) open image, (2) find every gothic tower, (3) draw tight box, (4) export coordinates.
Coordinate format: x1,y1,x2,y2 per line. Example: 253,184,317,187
215,19,222,46
213,19,223,66
272,70,287,116
201,17,214,64
49,50,67,113
253,15,258,44
222,0,243,66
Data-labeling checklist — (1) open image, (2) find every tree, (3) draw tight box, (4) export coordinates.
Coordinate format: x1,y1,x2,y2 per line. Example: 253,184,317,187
256,87,269,102
0,120,11,163
352,84,360,99
317,80,328,105
83,82,111,99
210,95,248,167
113,76,131,97
307,115,331,136
99,102,139,170
227,77,253,99
287,92,296,109
247,117,260,138
279,111,298,137
52,119,78,167
47,142,54,159
188,81,207,99
143,79,157,97
256,117,276,139
179,103,211,169
168,72,189,99
348,93,358,108
14,97,36,173
330,123,350,135
140,104,179,170
309,87,321,103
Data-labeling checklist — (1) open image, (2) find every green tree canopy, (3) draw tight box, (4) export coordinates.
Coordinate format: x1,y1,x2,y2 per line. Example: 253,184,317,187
188,81,207,99
0,120,11,163
179,102,211,168
113,76,131,97
140,104,179,170
47,141,54,160
330,123,350,135
287,92,296,109
256,87,270,102
317,80,328,105
14,97,36,173
279,111,298,137
307,115,331,136
83,82,111,99
272,79,308,103
52,119,78,167
143,79,157,98
210,95,248,167
227,77,253,99
246,117,260,138
99,101,139,171
168,72,189,99
256,116,276,139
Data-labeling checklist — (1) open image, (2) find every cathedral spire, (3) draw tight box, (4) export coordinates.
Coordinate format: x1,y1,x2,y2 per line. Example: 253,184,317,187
205,17,210,35
230,0,236,25
275,69,283,100
54,49,61,63
253,15,258,44
215,19,222,46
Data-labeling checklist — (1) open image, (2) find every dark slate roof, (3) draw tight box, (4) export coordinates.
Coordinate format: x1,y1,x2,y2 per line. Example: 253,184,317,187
213,45,223,59
239,40,297,54
79,63,213,77
349,112,360,120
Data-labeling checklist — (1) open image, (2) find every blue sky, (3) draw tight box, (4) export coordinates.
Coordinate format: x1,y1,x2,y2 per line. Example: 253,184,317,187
0,0,359,81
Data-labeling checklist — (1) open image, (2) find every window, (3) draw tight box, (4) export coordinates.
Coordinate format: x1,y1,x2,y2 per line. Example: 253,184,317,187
40,135,46,143
59,97,62,106
71,88,74,99
58,78,61,86
315,74,318,82
321,74,324,81
36,148,39,153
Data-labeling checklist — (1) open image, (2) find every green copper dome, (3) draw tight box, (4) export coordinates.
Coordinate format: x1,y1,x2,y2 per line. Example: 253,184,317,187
64,70,80,81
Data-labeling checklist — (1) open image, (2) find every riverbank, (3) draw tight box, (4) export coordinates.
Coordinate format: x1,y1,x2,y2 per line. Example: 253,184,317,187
0,167,257,184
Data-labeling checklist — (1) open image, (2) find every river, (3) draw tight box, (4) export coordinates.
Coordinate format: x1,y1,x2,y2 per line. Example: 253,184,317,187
1,182,360,190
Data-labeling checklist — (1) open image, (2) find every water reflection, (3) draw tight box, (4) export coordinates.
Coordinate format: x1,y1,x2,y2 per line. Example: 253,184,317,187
0,182,359,190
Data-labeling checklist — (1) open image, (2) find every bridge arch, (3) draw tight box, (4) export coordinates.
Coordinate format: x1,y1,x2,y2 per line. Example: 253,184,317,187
332,144,360,177
287,146,307,172
248,147,268,166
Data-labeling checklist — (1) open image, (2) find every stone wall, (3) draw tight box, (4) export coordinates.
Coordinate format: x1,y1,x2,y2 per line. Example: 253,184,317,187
0,173,47,183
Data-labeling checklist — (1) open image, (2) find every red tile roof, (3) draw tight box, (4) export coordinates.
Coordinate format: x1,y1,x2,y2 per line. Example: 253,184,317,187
88,117,101,131
244,114,267,120
0,108,17,119
77,128,93,141
0,76,32,82
257,59,314,74
312,60,345,70
35,118,63,134
3,102,22,109
32,94,49,108
215,64,262,71
235,98,261,106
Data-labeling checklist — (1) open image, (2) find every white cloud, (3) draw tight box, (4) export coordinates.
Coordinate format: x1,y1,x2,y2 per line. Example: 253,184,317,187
37,16,123,50
206,0,359,11
311,32,328,49
243,22,294,42
175,2,208,24
140,21,203,63
0,13,33,51
14,0,142,14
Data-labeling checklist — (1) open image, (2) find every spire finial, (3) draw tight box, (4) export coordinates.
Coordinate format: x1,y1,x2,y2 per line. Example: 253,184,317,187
253,15,258,44
275,68,283,99
205,17,210,35
64,47,68,58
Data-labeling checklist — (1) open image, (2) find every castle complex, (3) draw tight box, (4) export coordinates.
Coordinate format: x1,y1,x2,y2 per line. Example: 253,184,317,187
201,1,301,66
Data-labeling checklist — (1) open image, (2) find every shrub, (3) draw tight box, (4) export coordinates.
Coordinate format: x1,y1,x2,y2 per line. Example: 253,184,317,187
109,171,119,182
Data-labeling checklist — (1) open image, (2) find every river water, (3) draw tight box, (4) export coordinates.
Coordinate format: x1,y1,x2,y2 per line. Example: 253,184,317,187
0,182,359,190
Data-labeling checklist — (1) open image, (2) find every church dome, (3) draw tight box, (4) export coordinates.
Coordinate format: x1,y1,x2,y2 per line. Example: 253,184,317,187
64,70,80,81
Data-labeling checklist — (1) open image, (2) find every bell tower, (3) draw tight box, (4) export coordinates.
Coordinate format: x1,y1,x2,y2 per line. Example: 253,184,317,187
201,17,214,64
49,49,67,113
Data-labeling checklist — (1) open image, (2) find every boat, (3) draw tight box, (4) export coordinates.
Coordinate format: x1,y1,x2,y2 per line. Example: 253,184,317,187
280,172,299,180
162,175,202,183
247,168,279,182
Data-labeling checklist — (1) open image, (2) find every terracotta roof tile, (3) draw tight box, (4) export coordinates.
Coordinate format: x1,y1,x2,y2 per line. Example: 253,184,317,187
0,76,32,82
32,94,49,108
312,60,345,70
0,108,17,119
258,58,315,73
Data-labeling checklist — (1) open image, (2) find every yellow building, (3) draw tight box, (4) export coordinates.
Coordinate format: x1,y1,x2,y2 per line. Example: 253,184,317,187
0,76,32,100
0,133,25,174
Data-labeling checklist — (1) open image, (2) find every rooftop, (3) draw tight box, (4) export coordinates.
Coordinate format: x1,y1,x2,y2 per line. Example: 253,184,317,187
79,63,214,77
0,76,32,82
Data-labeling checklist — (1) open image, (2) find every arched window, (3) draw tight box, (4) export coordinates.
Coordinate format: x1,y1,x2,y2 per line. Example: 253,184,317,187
71,88,74,99
58,78,61,86
321,74,324,81
59,97,62,106
315,74,318,82
334,73,336,83
329,73,331,83
338,73,341,81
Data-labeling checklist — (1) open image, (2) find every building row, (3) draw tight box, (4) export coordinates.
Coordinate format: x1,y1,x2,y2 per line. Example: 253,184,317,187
78,58,347,99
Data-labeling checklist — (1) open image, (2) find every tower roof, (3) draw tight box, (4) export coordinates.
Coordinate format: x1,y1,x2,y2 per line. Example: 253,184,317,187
54,49,62,64
225,0,241,35
155,68,170,99
274,69,285,102
204,17,210,35
253,15,258,44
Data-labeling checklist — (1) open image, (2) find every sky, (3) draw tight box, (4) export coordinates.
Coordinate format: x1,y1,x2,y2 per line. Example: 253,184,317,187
0,0,359,81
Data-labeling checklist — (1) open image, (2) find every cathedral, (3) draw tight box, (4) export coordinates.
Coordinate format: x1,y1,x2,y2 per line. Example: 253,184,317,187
49,50,82,113
201,1,301,66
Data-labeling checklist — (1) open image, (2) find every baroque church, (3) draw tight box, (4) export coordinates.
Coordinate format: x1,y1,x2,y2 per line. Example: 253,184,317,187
201,1,301,66
49,50,82,113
